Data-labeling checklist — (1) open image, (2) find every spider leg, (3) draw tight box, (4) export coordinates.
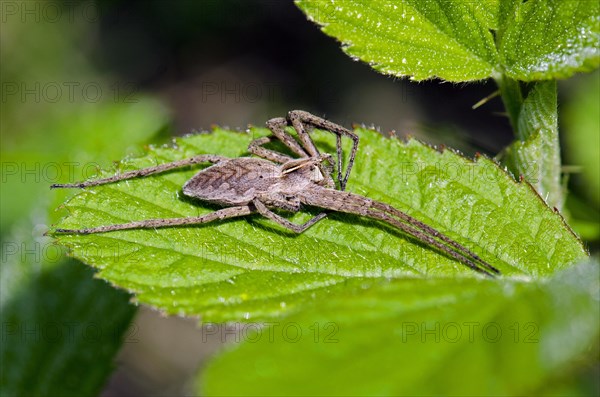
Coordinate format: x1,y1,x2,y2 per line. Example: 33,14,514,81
265,117,308,157
287,110,359,191
299,188,499,276
253,199,326,233
364,209,496,276
370,201,499,274
51,154,226,189
259,117,336,188
248,136,294,164
53,205,254,234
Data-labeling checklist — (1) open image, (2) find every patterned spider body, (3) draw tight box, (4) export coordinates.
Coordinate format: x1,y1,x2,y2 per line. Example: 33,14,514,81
182,157,331,209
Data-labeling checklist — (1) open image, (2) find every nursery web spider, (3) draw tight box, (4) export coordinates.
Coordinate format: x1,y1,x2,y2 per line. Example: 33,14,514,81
52,110,499,276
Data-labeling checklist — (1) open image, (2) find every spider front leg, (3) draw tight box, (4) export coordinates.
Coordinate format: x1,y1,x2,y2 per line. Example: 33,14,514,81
265,117,309,158
248,136,294,164
287,110,359,191
251,117,325,166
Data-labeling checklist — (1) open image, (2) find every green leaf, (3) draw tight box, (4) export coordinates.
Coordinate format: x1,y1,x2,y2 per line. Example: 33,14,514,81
201,259,600,396
1,222,136,397
296,0,599,82
503,80,563,210
296,0,500,81
499,0,600,81
52,127,587,321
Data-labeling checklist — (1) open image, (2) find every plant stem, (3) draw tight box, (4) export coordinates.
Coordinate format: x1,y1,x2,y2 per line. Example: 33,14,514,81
496,76,564,211
495,75,523,133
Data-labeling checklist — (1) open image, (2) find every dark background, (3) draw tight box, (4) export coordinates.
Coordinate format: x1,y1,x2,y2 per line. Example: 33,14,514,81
91,0,512,153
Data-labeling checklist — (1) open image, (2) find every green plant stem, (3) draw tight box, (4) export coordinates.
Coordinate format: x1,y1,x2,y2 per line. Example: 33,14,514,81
497,76,564,211
495,75,523,132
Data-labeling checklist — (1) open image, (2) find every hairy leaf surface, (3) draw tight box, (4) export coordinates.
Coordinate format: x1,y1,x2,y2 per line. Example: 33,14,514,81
296,0,599,82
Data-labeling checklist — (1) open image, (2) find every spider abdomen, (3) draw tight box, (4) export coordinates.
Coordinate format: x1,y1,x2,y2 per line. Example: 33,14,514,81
182,158,281,205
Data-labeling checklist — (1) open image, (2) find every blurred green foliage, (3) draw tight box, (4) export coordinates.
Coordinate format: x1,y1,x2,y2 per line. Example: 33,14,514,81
566,72,600,207
562,70,600,243
203,260,599,396
1,3,168,395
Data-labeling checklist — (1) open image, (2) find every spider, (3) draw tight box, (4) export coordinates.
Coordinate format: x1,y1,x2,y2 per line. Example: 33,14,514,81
52,110,499,276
